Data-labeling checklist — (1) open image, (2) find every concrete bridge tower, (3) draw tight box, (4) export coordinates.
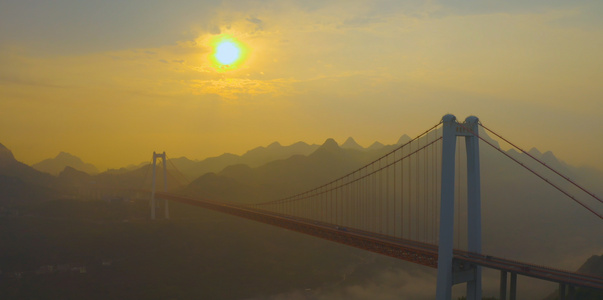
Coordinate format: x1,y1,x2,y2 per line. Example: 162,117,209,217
436,115,482,300
151,151,169,220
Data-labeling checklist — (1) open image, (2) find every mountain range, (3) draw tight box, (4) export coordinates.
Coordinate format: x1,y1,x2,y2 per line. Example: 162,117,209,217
0,136,402,202
0,143,57,204
1,130,603,300
166,140,320,180
175,130,603,271
169,135,412,181
32,152,99,175
1,130,602,273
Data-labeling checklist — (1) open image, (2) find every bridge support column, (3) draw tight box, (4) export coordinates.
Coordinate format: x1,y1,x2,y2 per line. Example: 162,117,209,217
510,272,517,300
436,115,483,300
151,153,157,220
559,283,566,300
464,116,482,300
568,285,576,300
151,151,169,220
559,283,577,300
500,271,507,300
163,154,169,219
436,114,458,300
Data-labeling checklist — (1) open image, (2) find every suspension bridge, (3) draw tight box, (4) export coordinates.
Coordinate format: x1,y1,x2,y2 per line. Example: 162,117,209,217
146,114,602,300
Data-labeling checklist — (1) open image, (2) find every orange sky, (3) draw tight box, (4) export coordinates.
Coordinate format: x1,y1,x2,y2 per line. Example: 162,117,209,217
1,1,602,171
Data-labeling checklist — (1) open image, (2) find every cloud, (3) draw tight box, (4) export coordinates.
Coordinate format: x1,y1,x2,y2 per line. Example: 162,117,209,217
0,1,219,54
188,78,295,100
0,74,64,89
207,24,222,35
2,0,603,171
318,268,436,300
246,16,264,31
248,266,555,300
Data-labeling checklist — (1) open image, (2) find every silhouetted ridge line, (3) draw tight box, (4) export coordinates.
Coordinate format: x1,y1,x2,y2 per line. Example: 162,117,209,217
32,152,99,175
251,121,443,205
480,123,603,205
0,143,16,161
262,136,443,204
341,137,363,150
457,121,603,220
165,154,192,186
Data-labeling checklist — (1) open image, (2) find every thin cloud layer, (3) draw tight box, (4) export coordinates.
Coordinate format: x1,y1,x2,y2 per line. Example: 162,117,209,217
0,1,602,170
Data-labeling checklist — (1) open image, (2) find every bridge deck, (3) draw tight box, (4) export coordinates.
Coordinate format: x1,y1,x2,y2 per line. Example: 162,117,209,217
158,193,603,290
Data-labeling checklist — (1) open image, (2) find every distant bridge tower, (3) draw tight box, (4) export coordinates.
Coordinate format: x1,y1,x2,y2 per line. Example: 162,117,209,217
151,151,169,220
436,115,482,300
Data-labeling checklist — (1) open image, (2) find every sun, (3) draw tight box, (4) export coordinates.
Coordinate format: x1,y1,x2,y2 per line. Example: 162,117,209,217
215,41,240,65
209,35,249,72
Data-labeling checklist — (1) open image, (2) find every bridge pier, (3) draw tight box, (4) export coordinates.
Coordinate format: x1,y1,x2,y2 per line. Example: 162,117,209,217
465,116,482,300
559,284,576,300
559,283,566,300
436,115,457,300
500,271,507,300
568,285,576,300
499,271,517,300
151,151,169,220
510,272,517,300
436,115,483,300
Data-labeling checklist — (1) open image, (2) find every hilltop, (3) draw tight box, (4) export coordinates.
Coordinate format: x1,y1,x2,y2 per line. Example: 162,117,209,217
0,143,57,204
32,152,99,175
166,135,411,180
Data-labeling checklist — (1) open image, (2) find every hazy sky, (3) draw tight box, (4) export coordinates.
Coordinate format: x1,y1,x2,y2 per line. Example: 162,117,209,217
1,0,602,171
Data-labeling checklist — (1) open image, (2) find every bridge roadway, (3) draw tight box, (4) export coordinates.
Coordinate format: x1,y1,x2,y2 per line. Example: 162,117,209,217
158,192,603,291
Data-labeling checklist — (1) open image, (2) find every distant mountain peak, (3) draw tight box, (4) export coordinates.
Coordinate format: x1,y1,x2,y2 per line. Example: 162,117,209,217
341,137,364,150
577,254,603,277
56,151,77,159
58,166,92,179
477,127,500,149
291,141,310,147
54,151,84,164
316,138,340,153
528,147,542,157
542,151,559,162
0,142,16,162
397,134,411,145
367,141,384,151
541,150,565,170
322,138,339,147
32,152,99,175
267,141,281,148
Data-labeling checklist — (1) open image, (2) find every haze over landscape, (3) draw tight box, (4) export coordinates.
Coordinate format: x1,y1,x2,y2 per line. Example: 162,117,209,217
1,1,603,299
1,0,603,171
1,133,602,299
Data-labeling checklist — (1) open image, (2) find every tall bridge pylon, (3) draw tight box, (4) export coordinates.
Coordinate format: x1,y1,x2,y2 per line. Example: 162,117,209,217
151,151,169,220
436,115,482,300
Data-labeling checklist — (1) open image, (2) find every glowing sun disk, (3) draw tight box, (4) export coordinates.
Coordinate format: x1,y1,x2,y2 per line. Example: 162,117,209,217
209,35,249,72
215,41,240,65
